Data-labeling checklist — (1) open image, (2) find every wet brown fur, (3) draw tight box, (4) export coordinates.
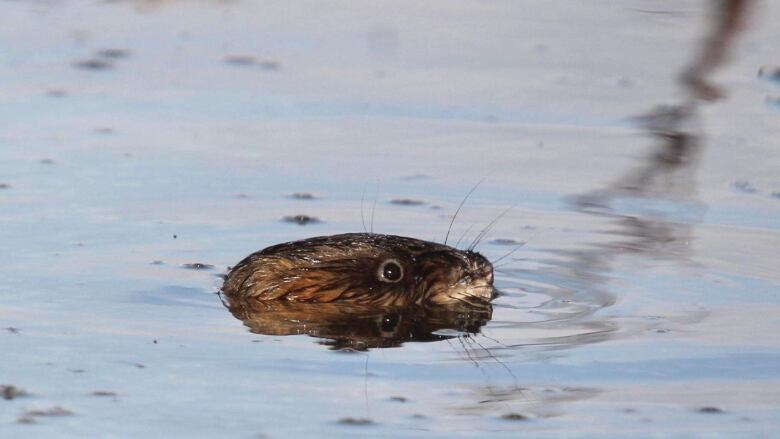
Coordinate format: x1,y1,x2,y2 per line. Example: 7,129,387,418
221,233,495,306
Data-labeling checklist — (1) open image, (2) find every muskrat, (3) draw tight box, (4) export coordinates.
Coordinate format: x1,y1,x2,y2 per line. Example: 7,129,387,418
221,233,496,307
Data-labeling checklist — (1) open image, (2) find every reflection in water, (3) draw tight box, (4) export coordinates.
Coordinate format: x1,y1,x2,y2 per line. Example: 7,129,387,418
222,295,492,350
449,0,757,420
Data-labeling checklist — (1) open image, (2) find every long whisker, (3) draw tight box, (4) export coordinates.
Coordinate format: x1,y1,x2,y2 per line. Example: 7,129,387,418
444,179,483,245
469,206,513,251
360,189,367,234
469,334,521,392
454,223,476,249
491,242,526,265
458,335,481,368
370,184,379,234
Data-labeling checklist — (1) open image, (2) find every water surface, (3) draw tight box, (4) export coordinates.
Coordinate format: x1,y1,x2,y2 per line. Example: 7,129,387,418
1,1,779,437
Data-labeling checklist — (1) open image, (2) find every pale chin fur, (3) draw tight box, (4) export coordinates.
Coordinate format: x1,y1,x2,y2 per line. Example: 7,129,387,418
427,283,496,305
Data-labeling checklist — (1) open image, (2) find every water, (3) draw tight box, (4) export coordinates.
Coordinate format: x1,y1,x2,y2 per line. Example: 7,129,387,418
1,1,779,437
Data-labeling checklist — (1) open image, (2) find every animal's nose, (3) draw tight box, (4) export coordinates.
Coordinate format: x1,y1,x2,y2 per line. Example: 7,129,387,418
474,264,493,285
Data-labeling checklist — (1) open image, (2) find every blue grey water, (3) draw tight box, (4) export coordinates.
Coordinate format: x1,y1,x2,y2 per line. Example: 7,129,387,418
1,1,779,437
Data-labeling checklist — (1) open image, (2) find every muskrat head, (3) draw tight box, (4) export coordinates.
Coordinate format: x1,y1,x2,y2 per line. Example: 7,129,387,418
221,233,496,307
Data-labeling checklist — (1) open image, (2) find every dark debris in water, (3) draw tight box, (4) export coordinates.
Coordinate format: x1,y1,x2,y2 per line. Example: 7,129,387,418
2,385,29,400
697,406,725,414
225,55,256,66
388,396,408,403
337,417,374,426
390,198,425,206
289,192,317,200
24,406,74,417
19,406,74,424
40,158,55,165
73,59,114,71
282,214,321,225
225,55,281,71
501,413,530,421
181,263,215,270
732,180,758,194
490,238,524,246
91,390,118,397
0,183,9,189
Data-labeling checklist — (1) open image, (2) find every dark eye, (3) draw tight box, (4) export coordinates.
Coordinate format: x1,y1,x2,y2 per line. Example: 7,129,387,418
377,259,403,283
380,314,400,333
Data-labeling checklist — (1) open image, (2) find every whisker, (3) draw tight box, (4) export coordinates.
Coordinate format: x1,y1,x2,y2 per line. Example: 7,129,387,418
458,335,481,368
444,179,483,245
491,242,526,265
469,206,514,251
360,189,367,234
469,334,521,392
370,183,379,234
454,223,476,250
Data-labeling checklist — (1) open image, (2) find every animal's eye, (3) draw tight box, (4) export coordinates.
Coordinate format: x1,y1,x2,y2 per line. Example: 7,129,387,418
377,259,403,283
380,314,400,333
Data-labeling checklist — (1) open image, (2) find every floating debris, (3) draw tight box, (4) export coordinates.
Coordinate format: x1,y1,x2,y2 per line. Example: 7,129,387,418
490,238,524,246
2,385,28,400
282,214,321,225
501,413,530,421
390,198,425,206
24,406,74,417
337,417,374,426
224,55,281,71
93,127,114,135
732,180,758,194
91,390,117,397
388,396,408,403
73,59,114,71
225,55,257,66
181,263,215,270
697,406,725,414
40,158,55,165
0,183,9,189
289,192,316,200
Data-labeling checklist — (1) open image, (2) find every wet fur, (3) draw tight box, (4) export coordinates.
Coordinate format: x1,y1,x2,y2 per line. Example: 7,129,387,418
221,233,495,306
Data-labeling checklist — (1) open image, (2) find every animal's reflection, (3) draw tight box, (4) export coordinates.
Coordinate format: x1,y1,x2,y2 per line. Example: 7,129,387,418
223,295,493,350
